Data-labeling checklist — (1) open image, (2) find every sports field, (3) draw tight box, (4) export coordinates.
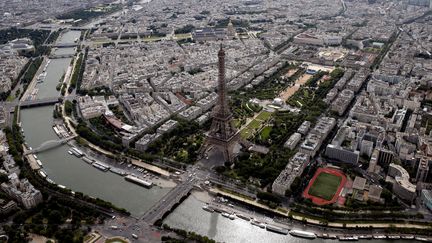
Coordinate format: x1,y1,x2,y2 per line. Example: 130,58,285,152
308,172,342,201
302,167,347,205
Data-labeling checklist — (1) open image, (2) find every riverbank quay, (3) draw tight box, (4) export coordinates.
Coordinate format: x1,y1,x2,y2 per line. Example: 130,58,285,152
131,159,170,179
210,188,289,217
189,190,432,242
208,186,432,237
20,56,48,102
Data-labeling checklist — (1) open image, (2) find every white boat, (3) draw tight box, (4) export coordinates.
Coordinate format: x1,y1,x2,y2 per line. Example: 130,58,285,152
402,235,415,240
251,219,266,229
388,235,400,240
221,212,231,218
110,167,126,176
373,235,386,239
228,214,235,220
338,236,359,241
124,175,152,188
202,205,215,213
289,230,316,239
82,156,94,164
236,213,250,221
266,224,288,235
38,170,47,178
415,237,432,242
71,147,84,157
93,162,110,172
68,150,73,155
322,234,337,239
36,159,43,167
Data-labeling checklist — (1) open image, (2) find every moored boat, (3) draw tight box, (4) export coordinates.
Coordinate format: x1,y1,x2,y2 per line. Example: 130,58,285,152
415,237,432,242
251,219,266,229
202,205,215,213
322,233,337,239
92,161,110,172
109,167,126,176
124,174,152,188
373,235,386,239
36,159,43,167
388,235,400,240
289,229,316,239
402,235,415,240
236,213,250,221
265,224,288,235
71,147,84,157
38,170,47,178
82,156,94,164
338,235,359,241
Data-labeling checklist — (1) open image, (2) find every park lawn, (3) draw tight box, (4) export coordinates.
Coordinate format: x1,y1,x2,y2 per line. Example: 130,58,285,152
260,126,272,140
105,238,128,243
175,33,192,39
421,114,432,134
240,127,254,139
6,94,15,101
233,119,242,128
308,172,342,201
248,119,262,130
256,111,272,121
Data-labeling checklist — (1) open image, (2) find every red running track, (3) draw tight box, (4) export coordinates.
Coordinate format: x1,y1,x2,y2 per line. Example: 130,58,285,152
302,167,347,206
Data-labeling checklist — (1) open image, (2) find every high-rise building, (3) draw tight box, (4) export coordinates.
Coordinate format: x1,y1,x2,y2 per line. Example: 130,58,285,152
377,148,394,166
200,45,240,164
416,156,430,182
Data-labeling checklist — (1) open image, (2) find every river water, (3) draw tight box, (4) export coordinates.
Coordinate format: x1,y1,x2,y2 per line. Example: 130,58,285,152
19,30,411,242
20,30,168,216
163,196,410,243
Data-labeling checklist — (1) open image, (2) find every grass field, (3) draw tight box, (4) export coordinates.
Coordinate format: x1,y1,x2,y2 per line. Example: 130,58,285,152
240,127,254,138
260,126,272,140
308,172,342,201
239,110,274,139
248,119,262,129
256,111,272,121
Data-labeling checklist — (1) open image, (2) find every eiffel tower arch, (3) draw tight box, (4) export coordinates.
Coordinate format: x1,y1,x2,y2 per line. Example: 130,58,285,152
200,44,240,165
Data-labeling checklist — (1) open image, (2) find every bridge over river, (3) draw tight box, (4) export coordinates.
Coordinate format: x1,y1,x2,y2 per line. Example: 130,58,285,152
141,179,195,225
24,136,77,155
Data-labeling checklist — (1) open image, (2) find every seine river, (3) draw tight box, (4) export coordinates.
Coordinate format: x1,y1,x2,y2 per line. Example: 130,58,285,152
19,30,410,243
20,30,169,216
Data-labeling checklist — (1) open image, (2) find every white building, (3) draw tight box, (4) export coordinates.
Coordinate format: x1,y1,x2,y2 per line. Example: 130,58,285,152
1,173,42,209
284,133,302,150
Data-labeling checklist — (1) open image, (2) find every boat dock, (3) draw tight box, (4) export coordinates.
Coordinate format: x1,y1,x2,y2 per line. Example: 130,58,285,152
131,159,170,178
199,201,432,242
124,175,152,188
52,124,71,138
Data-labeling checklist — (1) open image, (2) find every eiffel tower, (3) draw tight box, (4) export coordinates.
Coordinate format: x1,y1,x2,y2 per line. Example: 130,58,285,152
200,44,240,164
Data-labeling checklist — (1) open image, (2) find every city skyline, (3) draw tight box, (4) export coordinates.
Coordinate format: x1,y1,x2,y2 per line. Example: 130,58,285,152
0,0,432,242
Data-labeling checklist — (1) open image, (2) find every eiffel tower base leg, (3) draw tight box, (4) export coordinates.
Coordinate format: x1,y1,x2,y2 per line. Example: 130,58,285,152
221,143,235,167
